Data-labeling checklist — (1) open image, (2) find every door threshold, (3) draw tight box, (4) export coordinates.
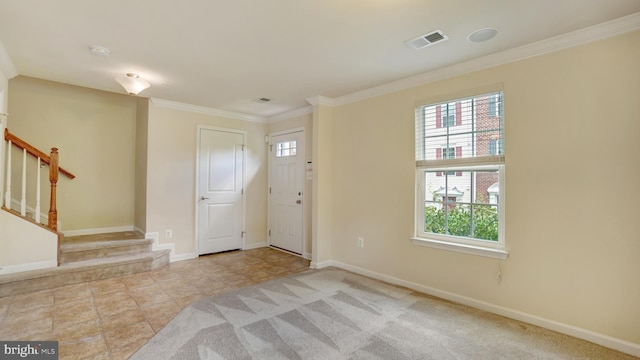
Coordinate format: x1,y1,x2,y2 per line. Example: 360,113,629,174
269,245,302,257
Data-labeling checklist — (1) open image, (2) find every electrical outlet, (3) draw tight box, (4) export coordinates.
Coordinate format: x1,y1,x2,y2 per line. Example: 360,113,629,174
357,237,364,248
165,229,173,239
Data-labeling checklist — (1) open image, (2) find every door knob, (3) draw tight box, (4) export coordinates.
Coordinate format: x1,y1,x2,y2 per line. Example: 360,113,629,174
200,196,209,200
296,200,302,204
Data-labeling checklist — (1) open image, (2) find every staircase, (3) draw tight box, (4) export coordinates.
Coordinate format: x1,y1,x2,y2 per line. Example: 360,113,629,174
0,231,170,297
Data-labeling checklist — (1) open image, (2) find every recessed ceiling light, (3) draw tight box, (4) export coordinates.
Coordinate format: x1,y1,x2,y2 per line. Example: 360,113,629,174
467,28,498,43
89,45,110,57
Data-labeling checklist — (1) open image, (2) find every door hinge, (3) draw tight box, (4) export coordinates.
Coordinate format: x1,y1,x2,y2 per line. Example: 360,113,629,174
241,188,244,195
269,144,273,152
268,229,271,236
269,187,271,194
241,144,245,151
241,231,246,238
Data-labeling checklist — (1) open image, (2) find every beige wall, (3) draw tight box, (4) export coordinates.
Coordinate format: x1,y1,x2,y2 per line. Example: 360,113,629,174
268,112,313,257
146,102,269,257
323,31,640,344
7,77,137,231
0,210,57,273
134,98,149,232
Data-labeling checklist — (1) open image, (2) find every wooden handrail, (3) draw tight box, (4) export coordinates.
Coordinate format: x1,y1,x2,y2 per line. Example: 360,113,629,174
4,128,75,179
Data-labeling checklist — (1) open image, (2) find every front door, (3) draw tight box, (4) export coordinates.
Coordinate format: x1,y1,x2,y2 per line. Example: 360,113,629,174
269,130,304,254
198,128,244,255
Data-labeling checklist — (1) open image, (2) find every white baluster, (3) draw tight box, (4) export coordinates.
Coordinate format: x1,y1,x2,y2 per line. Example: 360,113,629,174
21,148,26,216
35,157,41,223
5,140,11,208
0,118,5,207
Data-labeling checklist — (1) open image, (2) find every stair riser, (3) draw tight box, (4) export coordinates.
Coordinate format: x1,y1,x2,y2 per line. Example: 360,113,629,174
61,243,152,263
0,252,170,297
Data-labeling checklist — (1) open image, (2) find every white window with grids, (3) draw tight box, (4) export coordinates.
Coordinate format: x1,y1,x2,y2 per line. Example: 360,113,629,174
276,141,297,157
413,90,507,259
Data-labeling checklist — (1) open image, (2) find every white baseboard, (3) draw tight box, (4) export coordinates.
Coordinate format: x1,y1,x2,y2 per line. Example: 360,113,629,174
243,241,268,250
171,253,198,262
0,260,57,275
310,259,333,269
63,225,134,237
145,232,197,263
329,260,640,358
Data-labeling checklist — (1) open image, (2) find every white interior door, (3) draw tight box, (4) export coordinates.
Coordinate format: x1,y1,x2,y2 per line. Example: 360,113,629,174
269,131,304,254
198,128,244,255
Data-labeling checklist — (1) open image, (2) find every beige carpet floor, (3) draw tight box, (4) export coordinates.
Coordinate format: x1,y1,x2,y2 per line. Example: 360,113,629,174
132,268,637,360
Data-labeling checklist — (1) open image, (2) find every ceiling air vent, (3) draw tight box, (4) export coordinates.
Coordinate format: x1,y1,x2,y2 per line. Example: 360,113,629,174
406,30,449,50
252,97,272,103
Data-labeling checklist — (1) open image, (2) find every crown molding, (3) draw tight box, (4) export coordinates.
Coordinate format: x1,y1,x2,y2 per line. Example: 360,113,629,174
330,11,640,107
0,40,18,80
306,96,336,107
267,106,313,123
150,98,267,123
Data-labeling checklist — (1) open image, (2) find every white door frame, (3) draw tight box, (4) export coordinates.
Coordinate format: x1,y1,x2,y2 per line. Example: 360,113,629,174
194,125,247,255
267,127,306,257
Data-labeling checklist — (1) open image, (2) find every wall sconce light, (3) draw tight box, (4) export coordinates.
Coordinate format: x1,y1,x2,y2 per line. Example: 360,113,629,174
115,73,150,95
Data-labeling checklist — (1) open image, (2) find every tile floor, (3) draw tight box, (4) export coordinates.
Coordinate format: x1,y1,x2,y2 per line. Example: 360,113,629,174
0,248,311,359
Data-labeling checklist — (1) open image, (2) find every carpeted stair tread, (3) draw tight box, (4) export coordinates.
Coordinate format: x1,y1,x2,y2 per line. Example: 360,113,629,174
0,250,171,285
60,230,145,244
60,238,153,252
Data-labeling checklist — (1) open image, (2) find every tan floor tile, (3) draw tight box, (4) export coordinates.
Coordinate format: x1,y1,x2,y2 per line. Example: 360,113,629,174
59,334,108,360
139,299,180,319
92,289,132,304
104,321,154,350
121,273,156,289
95,297,139,318
189,277,228,291
0,295,13,316
53,318,102,341
54,287,93,306
53,303,99,331
20,330,56,341
154,277,186,290
82,352,111,360
9,292,55,314
110,337,151,359
100,308,146,333
54,296,94,313
2,304,54,326
128,285,172,307
149,270,184,283
0,248,309,359
0,317,53,340
172,293,208,309
163,284,202,300
147,313,176,333
89,278,127,297
244,270,273,282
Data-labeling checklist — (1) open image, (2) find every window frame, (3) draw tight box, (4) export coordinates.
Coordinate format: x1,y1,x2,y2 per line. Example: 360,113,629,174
413,90,508,260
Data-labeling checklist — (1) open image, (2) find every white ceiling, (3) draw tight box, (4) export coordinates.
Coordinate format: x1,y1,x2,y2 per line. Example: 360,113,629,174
0,1,639,119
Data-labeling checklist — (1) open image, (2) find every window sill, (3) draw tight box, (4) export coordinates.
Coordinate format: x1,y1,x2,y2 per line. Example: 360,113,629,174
410,237,509,260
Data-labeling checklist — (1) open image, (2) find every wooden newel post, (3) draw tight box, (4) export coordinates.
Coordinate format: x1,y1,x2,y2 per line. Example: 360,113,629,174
48,147,59,231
